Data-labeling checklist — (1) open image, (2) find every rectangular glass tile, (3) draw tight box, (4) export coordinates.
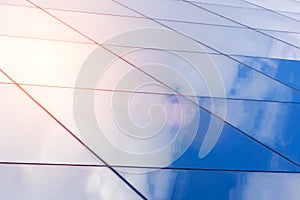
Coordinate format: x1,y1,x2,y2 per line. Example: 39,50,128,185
200,97,300,166
47,9,217,53
103,45,300,102
0,5,90,42
185,0,258,9
280,11,300,21
114,0,243,26
31,0,141,17
71,85,299,172
160,20,300,60
0,84,99,164
260,30,300,49
119,167,300,200
195,2,300,33
245,0,300,14
232,55,300,91
47,9,160,43
0,165,141,200
0,37,95,86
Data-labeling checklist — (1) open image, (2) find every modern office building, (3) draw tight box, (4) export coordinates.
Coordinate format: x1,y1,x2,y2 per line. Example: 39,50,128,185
1,0,300,199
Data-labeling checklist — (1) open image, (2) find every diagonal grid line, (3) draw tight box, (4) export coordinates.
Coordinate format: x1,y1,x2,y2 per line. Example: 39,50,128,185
109,0,300,167
2,0,300,198
183,0,300,50
4,33,300,61
1,81,300,104
108,1,300,94
0,68,148,200
0,161,300,174
241,0,300,24
4,2,300,35
23,0,300,172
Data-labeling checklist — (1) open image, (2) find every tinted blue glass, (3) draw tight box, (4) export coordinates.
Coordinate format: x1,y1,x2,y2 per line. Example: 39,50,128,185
233,56,300,91
199,98,300,166
2,0,300,199
170,108,299,171
119,167,300,200
103,45,300,102
209,54,300,102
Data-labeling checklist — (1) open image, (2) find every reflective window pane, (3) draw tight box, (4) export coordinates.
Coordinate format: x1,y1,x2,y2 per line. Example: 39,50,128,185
233,55,300,90
119,168,300,200
31,0,141,17
0,5,89,42
0,165,141,200
281,11,300,21
1,0,300,198
185,0,258,9
200,98,300,165
112,0,242,26
245,0,300,14
160,20,300,60
195,2,300,33
0,84,98,164
0,37,95,86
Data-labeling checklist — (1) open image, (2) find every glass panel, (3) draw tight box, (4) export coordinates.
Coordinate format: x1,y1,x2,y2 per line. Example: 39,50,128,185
0,83,98,164
72,85,299,171
46,10,217,53
112,0,242,26
0,0,31,6
172,109,299,171
233,55,300,90
0,37,96,87
0,71,11,83
18,43,300,170
103,46,300,102
119,167,300,200
199,97,300,165
260,30,300,49
0,5,90,42
184,0,258,9
0,165,141,200
160,20,300,60
194,2,300,33
245,0,300,14
31,0,141,17
280,11,300,21
210,54,300,101
22,85,81,142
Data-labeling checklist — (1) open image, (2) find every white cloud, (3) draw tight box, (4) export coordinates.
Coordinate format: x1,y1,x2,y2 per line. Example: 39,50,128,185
230,173,300,200
86,168,141,200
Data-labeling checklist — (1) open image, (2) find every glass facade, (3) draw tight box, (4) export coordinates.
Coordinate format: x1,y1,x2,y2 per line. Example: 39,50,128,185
1,0,300,199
